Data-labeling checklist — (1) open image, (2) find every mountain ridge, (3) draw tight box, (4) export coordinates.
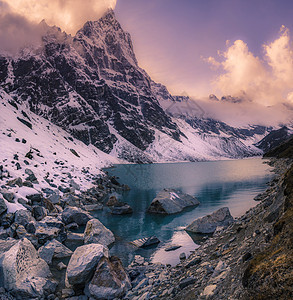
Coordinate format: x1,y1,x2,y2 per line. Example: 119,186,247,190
0,10,277,163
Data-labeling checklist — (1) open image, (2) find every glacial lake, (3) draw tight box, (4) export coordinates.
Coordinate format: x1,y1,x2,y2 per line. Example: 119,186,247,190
95,158,274,266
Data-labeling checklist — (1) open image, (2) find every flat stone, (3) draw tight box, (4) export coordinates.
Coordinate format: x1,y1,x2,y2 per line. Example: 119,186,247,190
110,204,133,215
131,236,160,248
179,277,196,289
83,204,103,211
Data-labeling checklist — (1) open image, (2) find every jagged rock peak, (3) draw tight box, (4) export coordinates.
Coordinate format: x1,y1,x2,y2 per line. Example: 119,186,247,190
76,8,137,66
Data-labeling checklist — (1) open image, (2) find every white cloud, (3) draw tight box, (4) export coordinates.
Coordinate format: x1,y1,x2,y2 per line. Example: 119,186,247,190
0,0,116,53
5,0,116,34
206,26,293,106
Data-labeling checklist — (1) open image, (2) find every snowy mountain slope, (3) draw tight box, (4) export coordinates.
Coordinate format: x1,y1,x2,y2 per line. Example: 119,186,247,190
0,9,272,163
0,88,120,202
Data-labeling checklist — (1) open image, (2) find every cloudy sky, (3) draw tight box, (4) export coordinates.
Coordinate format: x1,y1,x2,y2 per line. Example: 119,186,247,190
115,0,293,101
1,0,293,125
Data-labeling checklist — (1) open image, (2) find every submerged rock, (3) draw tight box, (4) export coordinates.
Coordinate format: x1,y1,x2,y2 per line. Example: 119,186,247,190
66,244,109,285
147,189,200,214
131,236,160,248
84,218,115,247
165,244,182,252
110,203,133,215
186,207,234,234
85,256,131,299
106,195,119,207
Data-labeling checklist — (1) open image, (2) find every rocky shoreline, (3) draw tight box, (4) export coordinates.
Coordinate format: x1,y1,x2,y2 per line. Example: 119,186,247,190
0,164,132,300
123,158,293,300
0,157,291,299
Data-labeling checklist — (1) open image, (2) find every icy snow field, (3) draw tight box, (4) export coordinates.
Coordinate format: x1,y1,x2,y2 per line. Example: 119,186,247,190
0,89,120,213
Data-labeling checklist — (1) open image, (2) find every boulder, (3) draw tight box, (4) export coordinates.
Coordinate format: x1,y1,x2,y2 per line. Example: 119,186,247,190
66,244,109,285
26,193,43,203
85,256,131,300
14,209,34,227
35,216,66,244
6,178,23,187
148,189,200,214
84,219,115,247
186,207,234,234
15,225,27,239
39,216,64,229
62,207,92,225
35,225,61,244
32,206,47,221
1,192,14,203
25,169,38,183
0,197,7,215
38,239,73,265
0,238,56,298
106,196,119,207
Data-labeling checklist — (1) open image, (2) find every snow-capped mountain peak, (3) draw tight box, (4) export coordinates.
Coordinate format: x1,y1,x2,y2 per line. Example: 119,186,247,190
0,10,272,163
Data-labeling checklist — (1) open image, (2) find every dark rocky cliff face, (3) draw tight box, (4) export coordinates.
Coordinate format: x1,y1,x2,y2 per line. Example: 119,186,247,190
0,10,181,157
255,126,292,153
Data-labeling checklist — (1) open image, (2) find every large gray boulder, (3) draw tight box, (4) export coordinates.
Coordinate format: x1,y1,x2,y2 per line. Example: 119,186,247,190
0,238,56,298
38,239,73,265
85,256,131,299
84,219,115,247
67,244,109,285
62,206,92,225
186,207,234,234
148,189,200,214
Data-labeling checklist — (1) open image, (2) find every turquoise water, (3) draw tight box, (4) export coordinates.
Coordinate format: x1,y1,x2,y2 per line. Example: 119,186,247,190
94,158,274,266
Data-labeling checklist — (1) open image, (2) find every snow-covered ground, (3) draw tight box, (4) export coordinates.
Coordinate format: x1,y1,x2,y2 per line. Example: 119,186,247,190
0,89,121,212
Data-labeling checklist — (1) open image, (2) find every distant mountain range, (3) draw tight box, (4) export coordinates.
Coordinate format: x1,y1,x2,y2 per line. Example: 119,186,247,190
0,9,290,163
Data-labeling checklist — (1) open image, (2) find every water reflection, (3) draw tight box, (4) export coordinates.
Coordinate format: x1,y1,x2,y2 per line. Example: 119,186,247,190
95,158,273,266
